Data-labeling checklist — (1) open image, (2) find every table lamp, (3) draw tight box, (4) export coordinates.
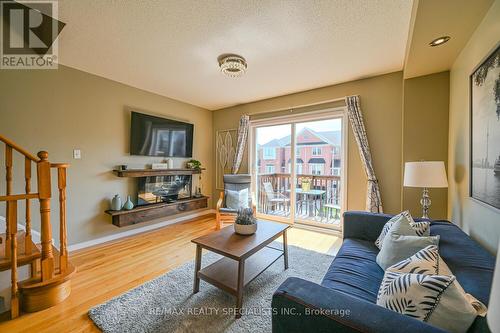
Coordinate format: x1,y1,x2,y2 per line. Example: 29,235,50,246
488,243,500,332
403,161,448,219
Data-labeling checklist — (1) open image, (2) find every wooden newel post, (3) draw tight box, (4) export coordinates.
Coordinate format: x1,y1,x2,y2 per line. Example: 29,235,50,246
58,167,68,272
37,151,54,281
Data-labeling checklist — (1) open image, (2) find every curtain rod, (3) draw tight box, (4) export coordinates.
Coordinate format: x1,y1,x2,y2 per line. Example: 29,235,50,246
247,96,346,116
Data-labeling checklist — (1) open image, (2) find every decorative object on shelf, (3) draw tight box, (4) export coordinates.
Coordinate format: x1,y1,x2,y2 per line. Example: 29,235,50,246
234,208,257,235
301,177,311,192
152,163,169,169
194,187,202,198
218,54,247,78
216,129,237,189
470,44,500,210
403,161,448,219
186,159,202,170
119,165,128,171
111,194,122,211
122,195,134,210
165,158,173,169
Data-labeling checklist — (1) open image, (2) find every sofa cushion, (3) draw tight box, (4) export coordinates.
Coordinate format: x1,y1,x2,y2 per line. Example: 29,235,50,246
430,221,495,306
321,238,384,303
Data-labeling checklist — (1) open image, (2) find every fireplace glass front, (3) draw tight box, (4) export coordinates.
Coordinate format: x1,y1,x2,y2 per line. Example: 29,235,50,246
137,175,192,206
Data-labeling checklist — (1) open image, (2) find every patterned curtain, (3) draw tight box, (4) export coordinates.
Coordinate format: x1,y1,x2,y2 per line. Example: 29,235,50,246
232,114,250,174
345,95,383,213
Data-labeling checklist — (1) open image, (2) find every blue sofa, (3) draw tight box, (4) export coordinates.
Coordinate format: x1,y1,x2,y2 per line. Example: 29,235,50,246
272,211,496,333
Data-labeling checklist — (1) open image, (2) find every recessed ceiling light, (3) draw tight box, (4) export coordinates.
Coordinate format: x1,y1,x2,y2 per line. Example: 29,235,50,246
218,54,247,78
429,36,451,47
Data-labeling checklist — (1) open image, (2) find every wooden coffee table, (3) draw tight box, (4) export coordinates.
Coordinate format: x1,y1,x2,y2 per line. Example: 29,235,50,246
191,220,290,318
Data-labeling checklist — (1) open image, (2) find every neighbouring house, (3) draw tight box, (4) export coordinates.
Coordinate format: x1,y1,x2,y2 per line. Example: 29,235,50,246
257,128,342,176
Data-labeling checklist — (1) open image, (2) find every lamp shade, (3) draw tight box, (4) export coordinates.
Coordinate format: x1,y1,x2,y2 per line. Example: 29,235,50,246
488,243,500,332
403,161,448,188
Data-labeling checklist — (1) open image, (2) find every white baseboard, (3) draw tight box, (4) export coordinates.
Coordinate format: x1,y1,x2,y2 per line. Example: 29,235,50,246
68,209,215,252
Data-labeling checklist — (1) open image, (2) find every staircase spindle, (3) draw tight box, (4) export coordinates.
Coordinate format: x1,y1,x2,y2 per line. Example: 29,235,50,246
25,157,32,255
5,145,13,258
37,151,54,281
8,200,19,319
0,135,74,317
57,167,68,272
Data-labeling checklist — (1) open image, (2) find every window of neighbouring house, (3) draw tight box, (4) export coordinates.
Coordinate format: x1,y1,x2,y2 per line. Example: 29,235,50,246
310,163,323,175
331,168,341,176
295,147,301,157
263,147,276,159
265,164,275,173
289,163,303,174
312,147,322,156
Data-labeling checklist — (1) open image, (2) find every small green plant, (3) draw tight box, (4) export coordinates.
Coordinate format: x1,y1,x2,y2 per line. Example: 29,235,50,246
186,159,202,169
235,208,256,225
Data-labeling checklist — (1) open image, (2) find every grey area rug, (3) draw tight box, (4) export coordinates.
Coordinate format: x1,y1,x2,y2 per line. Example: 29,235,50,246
89,243,334,333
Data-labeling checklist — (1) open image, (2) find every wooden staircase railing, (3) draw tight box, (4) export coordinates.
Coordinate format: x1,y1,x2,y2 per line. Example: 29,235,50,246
0,134,74,319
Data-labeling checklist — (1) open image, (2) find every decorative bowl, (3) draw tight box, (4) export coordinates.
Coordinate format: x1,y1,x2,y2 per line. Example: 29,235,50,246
234,223,257,235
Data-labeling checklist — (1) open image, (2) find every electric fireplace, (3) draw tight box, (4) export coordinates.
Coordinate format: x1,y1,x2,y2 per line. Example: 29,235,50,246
137,175,192,205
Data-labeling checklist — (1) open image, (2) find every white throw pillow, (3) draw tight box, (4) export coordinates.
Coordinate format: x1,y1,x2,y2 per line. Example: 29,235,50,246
378,245,487,333
225,188,249,210
375,211,430,249
376,215,439,270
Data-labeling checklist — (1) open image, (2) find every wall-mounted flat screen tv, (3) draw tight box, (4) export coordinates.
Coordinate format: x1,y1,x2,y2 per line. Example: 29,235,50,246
130,111,193,157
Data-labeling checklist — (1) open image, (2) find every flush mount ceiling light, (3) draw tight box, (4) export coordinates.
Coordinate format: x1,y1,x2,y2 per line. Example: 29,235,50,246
429,36,451,47
218,54,247,78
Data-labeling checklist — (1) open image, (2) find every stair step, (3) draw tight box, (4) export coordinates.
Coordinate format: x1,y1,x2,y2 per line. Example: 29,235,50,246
19,245,76,290
0,232,41,272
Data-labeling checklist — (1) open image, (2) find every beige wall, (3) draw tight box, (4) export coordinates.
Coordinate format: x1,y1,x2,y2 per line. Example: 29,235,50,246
0,65,213,245
213,72,405,214
448,0,500,254
402,72,450,219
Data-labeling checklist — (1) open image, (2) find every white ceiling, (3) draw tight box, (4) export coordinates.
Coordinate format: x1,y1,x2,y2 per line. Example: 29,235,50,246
56,0,413,110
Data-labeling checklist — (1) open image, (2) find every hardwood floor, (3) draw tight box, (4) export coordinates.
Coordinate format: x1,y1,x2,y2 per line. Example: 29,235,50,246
0,215,341,333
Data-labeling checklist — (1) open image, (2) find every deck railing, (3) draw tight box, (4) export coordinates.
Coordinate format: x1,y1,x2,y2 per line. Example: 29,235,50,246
257,173,341,217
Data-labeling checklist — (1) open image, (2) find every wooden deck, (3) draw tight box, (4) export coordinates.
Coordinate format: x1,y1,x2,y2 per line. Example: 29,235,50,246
0,214,341,332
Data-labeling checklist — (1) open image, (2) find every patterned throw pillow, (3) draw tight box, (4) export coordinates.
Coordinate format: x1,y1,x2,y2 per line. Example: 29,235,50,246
377,271,454,320
387,245,446,275
378,246,486,333
375,211,430,249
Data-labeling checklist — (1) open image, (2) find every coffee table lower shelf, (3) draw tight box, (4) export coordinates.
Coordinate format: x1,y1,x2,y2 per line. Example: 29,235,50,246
198,246,283,295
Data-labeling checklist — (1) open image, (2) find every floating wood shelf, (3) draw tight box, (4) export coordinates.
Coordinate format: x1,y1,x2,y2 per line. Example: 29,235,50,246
105,196,209,227
113,168,205,178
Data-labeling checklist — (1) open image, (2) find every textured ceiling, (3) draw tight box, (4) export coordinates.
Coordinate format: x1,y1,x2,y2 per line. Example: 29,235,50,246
404,0,494,79
56,0,413,110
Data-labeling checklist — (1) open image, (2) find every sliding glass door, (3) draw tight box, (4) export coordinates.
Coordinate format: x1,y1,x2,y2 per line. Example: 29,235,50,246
250,109,346,231
254,124,293,224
